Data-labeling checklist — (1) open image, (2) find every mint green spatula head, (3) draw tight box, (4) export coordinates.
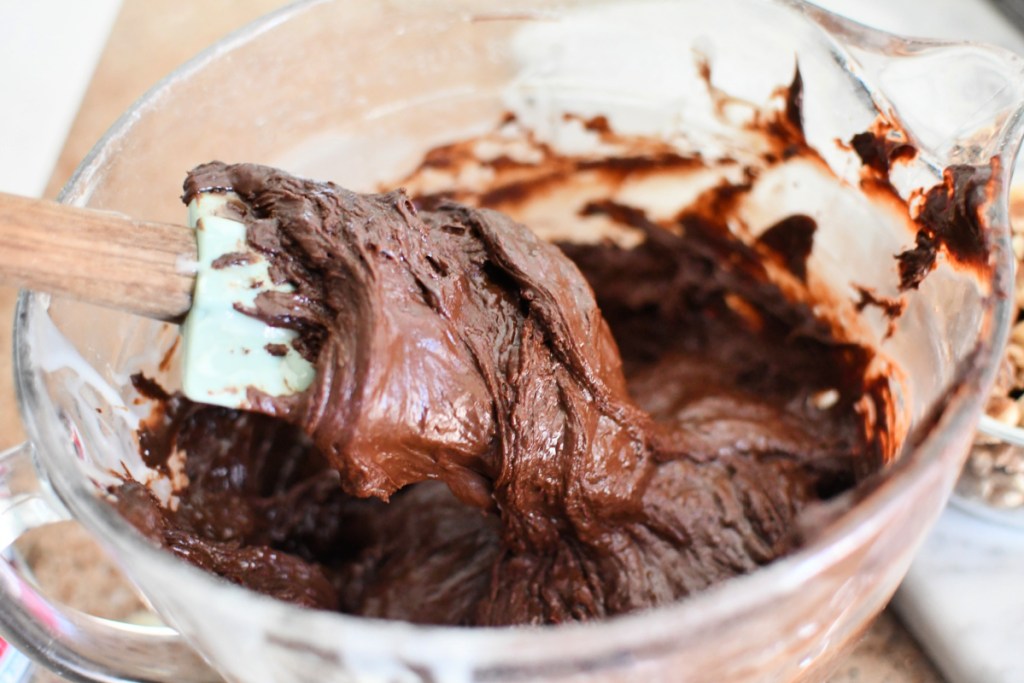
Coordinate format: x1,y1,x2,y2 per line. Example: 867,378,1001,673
180,192,314,409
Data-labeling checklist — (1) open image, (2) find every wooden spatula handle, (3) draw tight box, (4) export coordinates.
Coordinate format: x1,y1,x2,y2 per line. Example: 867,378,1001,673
0,192,197,322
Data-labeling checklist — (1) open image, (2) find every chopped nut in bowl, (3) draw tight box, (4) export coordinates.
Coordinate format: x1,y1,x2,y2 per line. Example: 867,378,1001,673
957,187,1024,525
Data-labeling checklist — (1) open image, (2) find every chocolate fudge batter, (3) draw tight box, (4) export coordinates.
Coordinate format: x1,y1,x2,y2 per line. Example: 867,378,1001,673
109,66,949,625
115,155,891,626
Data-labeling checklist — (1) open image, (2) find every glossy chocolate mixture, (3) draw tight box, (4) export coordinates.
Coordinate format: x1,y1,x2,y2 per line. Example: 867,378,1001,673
107,66,974,624
114,152,892,625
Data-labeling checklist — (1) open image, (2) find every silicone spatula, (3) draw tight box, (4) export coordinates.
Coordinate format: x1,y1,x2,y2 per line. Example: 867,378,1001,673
0,190,314,409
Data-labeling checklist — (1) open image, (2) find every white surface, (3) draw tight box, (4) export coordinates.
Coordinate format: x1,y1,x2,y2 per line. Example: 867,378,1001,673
0,0,121,197
895,506,1024,682
0,635,32,683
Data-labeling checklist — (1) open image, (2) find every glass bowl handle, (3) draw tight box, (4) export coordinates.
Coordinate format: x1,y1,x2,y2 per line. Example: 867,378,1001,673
0,442,219,682
797,0,1024,169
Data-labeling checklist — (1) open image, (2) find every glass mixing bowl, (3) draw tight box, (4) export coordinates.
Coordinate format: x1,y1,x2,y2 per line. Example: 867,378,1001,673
1,1,1023,681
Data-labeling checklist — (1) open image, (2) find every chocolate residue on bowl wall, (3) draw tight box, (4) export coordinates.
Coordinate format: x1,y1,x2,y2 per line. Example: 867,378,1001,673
850,122,917,178
111,65,1000,627
756,215,817,282
896,160,1002,292
848,116,1001,293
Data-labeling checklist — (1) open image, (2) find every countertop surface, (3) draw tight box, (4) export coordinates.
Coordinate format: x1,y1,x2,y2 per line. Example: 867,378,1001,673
4,0,1018,680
